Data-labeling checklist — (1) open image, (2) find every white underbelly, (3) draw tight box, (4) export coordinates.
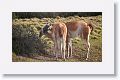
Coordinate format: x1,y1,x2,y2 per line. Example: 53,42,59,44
69,27,82,38
69,31,79,38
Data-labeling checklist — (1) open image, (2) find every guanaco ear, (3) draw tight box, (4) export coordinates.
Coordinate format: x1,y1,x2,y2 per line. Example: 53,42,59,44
46,23,51,25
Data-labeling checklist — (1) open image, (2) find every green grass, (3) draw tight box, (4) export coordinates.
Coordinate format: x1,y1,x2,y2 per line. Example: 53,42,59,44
12,15,102,62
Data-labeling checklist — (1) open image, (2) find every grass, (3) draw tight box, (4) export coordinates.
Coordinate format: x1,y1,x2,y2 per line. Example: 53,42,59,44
12,15,102,62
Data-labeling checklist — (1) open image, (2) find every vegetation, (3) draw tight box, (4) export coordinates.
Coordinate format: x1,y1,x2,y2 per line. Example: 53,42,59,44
12,12,102,62
12,12,101,19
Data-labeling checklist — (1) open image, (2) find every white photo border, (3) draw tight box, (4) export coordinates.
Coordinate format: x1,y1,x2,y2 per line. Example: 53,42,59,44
0,0,114,74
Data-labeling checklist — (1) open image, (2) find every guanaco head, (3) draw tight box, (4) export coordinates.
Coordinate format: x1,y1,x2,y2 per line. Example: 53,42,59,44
39,23,52,37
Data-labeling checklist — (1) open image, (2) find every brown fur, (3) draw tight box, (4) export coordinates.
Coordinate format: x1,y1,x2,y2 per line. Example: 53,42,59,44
42,22,67,59
65,21,93,39
65,21,93,59
87,23,93,32
51,23,67,38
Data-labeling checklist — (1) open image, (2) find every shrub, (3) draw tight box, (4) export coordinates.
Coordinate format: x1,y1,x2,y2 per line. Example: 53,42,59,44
12,24,48,57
